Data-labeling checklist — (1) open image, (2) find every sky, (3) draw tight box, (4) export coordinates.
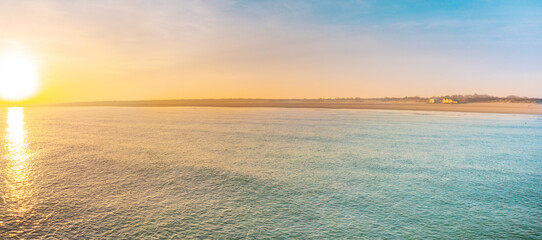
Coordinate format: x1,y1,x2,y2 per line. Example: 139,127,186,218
1,0,541,103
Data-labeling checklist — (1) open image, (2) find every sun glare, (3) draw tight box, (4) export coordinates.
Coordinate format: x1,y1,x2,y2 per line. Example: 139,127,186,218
0,50,40,101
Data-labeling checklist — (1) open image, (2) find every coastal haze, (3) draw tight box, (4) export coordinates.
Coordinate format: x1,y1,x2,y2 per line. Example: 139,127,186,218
1,1,542,103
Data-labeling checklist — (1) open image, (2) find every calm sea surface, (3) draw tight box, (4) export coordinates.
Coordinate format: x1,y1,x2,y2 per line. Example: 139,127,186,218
0,107,541,239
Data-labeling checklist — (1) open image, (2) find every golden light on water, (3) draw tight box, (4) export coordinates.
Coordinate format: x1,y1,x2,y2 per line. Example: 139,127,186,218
0,49,40,101
2,107,36,232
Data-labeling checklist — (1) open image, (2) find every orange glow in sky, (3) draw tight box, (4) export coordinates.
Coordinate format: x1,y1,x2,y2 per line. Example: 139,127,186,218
1,1,541,104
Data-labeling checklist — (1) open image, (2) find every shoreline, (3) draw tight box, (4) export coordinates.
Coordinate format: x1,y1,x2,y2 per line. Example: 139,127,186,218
19,100,542,115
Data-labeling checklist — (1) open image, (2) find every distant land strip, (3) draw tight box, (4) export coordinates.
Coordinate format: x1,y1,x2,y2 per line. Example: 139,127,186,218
30,98,542,115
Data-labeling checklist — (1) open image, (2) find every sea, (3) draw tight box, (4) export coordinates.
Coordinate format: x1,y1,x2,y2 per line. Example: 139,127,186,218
0,107,541,239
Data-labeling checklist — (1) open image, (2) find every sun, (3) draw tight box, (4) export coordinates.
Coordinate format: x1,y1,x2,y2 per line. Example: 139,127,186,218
0,50,40,101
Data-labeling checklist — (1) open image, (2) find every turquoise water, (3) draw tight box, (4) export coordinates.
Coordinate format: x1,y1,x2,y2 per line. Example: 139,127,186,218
0,107,541,239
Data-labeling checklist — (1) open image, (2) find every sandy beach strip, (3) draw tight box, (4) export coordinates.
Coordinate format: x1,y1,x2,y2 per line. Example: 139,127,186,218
44,100,542,115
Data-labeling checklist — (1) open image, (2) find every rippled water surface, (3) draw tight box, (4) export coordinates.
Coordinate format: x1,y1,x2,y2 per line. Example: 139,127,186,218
0,107,541,239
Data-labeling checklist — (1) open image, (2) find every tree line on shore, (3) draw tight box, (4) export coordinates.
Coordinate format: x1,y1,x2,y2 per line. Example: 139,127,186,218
322,94,542,103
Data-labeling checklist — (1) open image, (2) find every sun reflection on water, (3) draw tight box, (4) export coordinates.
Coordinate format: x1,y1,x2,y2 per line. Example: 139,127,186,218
1,107,36,236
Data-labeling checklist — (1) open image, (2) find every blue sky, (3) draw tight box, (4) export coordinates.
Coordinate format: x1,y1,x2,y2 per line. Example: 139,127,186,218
1,0,541,101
